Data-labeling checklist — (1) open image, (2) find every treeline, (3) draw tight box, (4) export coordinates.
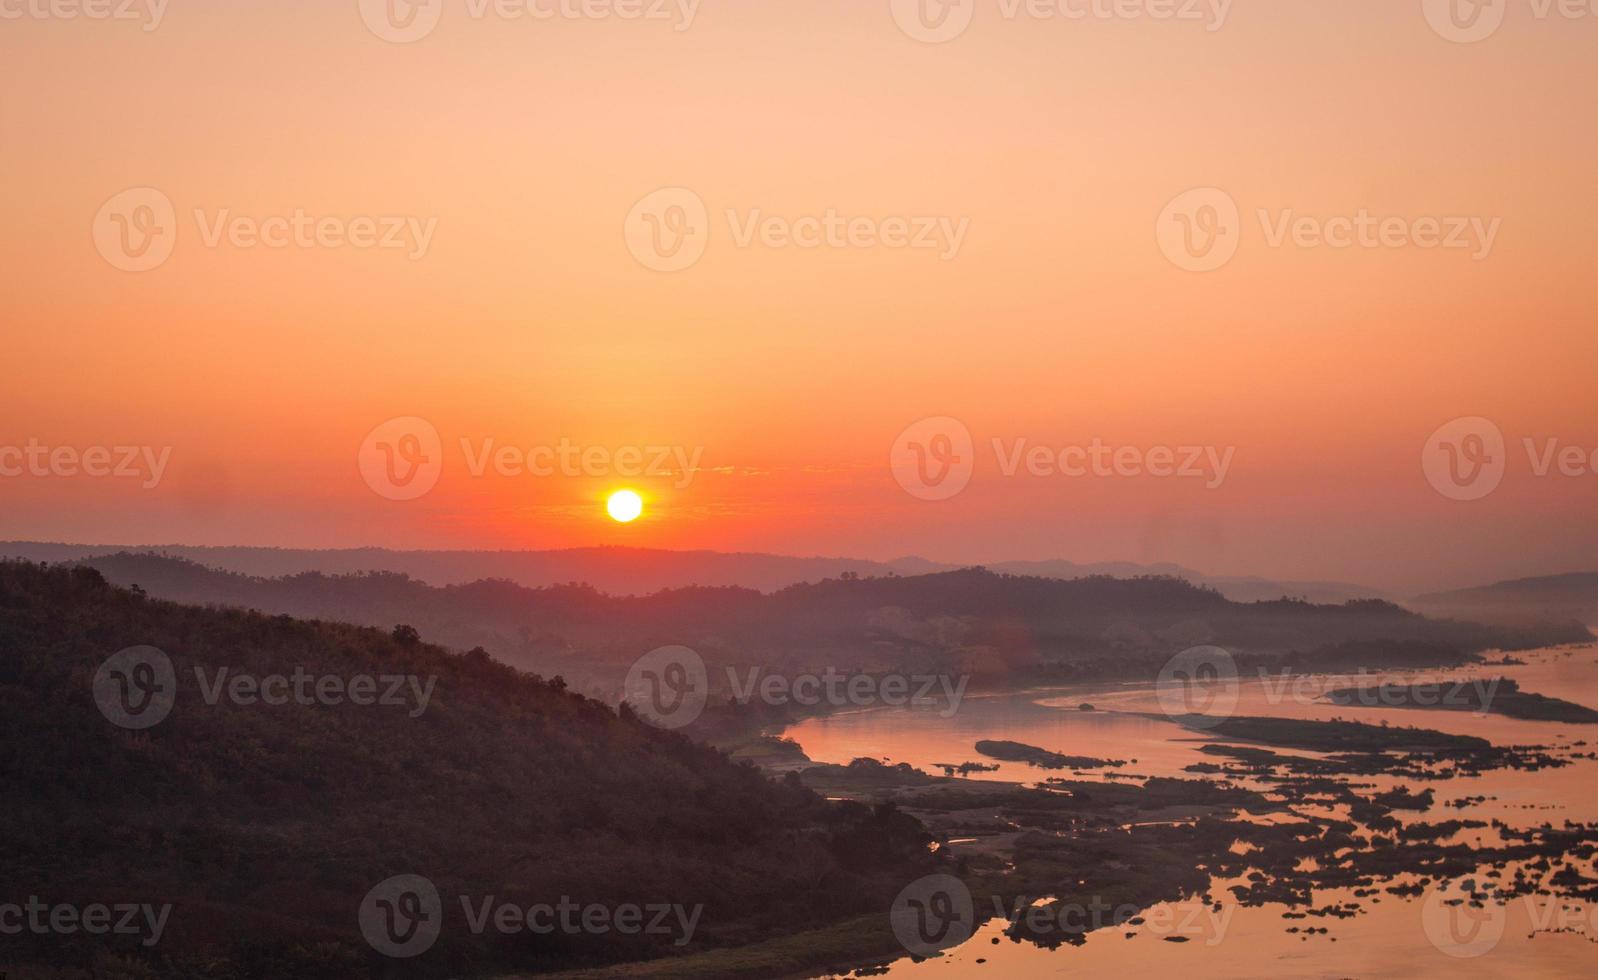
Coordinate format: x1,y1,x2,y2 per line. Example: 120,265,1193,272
0,561,937,979
63,553,1592,699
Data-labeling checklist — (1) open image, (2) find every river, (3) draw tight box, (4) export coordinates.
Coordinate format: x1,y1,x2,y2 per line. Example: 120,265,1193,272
787,642,1598,978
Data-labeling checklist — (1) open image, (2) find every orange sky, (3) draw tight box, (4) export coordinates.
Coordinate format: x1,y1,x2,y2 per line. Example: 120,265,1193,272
2,1,1595,593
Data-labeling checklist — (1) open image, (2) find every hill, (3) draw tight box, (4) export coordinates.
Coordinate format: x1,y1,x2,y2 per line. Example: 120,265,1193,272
0,542,1388,605
51,552,1588,704
1409,572,1598,627
0,561,935,979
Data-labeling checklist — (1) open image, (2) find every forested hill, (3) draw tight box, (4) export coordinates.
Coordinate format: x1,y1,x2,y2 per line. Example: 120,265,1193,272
0,561,935,979
50,553,1591,706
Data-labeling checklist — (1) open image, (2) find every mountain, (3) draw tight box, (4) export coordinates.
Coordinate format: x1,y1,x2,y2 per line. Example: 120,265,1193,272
45,552,1587,704
1409,572,1598,627
0,542,902,594
0,542,1388,604
0,561,935,978
977,559,1389,605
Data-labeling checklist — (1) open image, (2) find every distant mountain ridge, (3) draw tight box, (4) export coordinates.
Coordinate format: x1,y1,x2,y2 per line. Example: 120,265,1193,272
0,541,1390,605
1410,572,1598,627
33,551,1587,706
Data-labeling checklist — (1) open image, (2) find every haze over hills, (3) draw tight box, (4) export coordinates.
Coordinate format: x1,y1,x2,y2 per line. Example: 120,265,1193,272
1410,572,1598,628
43,551,1587,705
0,542,1391,605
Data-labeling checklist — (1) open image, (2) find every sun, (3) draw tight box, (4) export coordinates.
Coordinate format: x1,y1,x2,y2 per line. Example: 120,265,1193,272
606,489,645,524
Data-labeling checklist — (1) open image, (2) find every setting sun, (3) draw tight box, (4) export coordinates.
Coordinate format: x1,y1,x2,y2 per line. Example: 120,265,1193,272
606,490,644,524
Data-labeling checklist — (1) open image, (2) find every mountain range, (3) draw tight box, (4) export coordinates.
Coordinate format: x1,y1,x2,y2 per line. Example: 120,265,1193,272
0,542,1390,604
27,551,1587,706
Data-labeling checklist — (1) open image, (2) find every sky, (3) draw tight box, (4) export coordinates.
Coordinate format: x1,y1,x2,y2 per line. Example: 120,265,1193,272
2,0,1595,594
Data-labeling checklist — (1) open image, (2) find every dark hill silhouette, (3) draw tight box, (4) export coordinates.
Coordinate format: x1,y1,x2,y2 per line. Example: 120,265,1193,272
0,561,934,978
